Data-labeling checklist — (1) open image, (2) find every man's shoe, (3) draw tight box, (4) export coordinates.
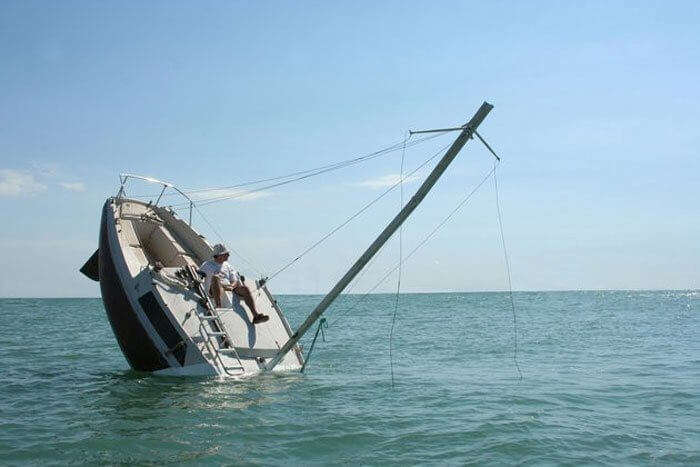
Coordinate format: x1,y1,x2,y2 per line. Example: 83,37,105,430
253,314,270,324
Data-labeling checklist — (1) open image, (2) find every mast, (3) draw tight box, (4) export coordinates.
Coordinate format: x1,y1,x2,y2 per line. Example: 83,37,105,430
264,101,494,371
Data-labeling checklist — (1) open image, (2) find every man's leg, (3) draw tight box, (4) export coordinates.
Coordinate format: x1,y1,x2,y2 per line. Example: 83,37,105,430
233,284,269,323
208,277,230,346
209,276,222,308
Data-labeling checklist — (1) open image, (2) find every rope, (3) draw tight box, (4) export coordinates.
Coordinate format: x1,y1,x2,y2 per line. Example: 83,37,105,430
265,140,452,282
300,317,327,373
493,164,523,381
389,132,408,388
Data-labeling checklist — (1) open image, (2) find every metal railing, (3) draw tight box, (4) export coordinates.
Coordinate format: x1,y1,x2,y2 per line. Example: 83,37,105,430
184,265,245,377
116,173,197,226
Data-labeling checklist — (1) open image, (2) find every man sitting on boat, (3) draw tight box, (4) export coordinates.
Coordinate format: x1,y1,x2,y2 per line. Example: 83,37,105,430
200,244,269,324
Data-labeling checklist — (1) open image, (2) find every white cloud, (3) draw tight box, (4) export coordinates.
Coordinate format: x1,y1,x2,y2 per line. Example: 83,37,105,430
188,188,272,202
0,169,47,197
60,182,86,192
353,173,421,189
29,161,60,178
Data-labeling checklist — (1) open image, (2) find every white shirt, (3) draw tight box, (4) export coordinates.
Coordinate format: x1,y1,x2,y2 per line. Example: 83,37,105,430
200,259,241,294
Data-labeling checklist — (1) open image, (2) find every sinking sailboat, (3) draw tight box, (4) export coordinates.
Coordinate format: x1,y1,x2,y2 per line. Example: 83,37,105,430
80,101,493,377
81,183,304,376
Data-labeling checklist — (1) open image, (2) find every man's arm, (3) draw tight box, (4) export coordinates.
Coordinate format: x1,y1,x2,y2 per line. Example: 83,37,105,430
223,265,241,290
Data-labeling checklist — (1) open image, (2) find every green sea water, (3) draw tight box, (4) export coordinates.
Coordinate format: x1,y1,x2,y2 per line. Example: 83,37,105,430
1,291,698,465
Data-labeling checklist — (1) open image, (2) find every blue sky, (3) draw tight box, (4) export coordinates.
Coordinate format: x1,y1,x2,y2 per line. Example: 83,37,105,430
1,1,698,297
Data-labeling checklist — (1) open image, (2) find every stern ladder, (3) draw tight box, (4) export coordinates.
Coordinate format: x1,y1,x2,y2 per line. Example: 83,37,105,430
186,265,246,376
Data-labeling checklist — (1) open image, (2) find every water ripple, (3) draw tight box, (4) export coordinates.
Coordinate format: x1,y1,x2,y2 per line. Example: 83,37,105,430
1,293,698,465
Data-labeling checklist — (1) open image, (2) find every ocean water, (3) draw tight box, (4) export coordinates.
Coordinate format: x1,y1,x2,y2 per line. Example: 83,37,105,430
0,291,698,465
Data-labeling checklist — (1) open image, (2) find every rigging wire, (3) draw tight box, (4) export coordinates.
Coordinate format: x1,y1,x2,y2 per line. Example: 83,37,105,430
192,202,264,276
295,133,413,375
328,163,499,328
164,132,449,208
271,127,520,382
299,318,327,373
265,140,452,283
183,132,446,195
493,163,523,381
125,131,452,278
291,224,398,374
389,132,408,388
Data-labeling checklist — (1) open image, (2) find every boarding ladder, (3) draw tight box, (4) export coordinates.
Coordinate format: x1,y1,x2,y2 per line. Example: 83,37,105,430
185,265,245,376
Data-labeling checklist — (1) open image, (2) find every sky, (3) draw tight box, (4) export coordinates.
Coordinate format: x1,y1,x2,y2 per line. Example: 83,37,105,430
1,1,698,297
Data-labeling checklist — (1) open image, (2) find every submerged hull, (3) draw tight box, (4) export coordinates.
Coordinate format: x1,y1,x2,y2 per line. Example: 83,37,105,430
89,198,303,377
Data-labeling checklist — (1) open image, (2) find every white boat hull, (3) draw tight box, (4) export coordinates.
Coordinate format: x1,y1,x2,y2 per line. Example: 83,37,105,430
93,198,304,378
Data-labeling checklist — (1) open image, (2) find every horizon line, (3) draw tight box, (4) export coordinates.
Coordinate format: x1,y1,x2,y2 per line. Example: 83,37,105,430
1,288,697,299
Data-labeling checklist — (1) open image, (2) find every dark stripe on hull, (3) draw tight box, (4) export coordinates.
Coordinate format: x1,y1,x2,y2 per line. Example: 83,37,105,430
98,201,169,372
138,292,187,366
